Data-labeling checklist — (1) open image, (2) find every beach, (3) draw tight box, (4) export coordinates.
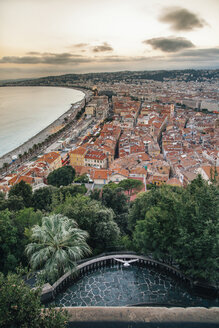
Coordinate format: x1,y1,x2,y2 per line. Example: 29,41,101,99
0,87,90,168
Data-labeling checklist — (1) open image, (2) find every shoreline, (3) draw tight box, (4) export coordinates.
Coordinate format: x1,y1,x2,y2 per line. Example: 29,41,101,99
0,86,90,168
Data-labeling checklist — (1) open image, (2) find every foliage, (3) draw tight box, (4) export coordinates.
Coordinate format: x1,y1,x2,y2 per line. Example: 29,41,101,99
47,166,75,187
90,188,101,200
0,272,68,328
175,176,219,282
133,186,181,263
26,214,91,283
54,195,120,253
118,179,144,195
0,210,19,273
74,174,89,183
9,181,33,208
32,187,56,212
101,186,129,234
13,208,43,266
103,182,120,190
98,90,116,98
0,208,43,273
32,184,87,212
0,191,5,200
131,177,219,283
0,195,24,211
59,184,87,200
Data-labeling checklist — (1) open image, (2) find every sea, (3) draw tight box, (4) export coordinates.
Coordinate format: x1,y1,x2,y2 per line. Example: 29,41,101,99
0,86,84,158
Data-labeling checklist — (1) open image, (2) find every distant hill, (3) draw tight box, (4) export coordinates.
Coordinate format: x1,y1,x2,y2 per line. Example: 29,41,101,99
0,69,218,86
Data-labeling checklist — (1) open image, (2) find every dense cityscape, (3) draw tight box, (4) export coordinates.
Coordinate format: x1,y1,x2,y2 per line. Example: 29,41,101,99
1,69,218,191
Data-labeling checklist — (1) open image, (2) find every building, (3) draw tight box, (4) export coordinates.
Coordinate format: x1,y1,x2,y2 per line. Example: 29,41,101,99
85,105,96,116
197,165,219,184
36,152,62,173
92,169,110,185
69,147,87,167
109,169,129,183
85,150,107,169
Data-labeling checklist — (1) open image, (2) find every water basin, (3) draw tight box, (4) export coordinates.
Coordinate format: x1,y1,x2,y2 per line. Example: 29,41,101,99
51,265,219,307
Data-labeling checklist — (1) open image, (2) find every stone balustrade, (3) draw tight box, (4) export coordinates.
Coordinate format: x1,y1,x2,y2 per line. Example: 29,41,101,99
41,253,200,303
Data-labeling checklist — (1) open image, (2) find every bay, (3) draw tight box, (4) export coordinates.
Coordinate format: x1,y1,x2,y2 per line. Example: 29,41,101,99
0,87,84,157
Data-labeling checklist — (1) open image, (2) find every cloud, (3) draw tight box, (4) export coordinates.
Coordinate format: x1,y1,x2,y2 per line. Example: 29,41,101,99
159,7,207,31
1,47,218,73
0,53,92,65
144,37,195,53
0,52,148,65
92,42,113,53
1,47,219,80
0,52,155,71
172,47,219,61
26,51,41,55
72,43,89,48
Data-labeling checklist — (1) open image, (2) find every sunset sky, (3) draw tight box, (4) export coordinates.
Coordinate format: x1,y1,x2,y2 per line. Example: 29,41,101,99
0,0,219,79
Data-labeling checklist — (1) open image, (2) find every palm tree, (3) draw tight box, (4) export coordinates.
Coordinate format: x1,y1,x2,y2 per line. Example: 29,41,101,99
26,214,91,283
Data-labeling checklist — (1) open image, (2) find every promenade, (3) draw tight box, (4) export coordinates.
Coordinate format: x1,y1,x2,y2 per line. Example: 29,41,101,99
0,88,91,169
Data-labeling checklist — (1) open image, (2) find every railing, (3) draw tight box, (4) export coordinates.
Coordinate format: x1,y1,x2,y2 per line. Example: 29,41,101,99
41,252,194,302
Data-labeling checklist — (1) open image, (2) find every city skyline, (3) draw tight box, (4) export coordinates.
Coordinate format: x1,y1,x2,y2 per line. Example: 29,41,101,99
0,0,219,79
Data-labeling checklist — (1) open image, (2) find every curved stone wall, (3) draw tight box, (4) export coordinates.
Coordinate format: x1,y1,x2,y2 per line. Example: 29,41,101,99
41,253,218,303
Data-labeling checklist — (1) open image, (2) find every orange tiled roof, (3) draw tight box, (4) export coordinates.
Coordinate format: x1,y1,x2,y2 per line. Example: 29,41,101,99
130,167,147,175
70,147,87,156
111,168,129,177
85,150,106,161
36,152,61,164
166,178,183,187
201,166,219,181
9,175,35,185
93,169,110,180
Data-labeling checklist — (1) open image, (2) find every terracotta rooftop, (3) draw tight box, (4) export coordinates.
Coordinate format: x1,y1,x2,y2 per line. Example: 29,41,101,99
70,147,87,156
166,178,183,187
36,152,61,164
201,165,219,181
85,150,106,161
93,169,109,180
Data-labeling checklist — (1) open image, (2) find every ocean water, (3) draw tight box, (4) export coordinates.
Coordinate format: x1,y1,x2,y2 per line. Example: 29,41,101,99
0,87,84,158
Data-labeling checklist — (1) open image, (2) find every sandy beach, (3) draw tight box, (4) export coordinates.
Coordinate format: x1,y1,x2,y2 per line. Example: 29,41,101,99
0,87,90,168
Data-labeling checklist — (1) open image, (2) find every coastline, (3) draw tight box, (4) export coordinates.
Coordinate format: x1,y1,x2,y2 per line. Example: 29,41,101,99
0,87,89,168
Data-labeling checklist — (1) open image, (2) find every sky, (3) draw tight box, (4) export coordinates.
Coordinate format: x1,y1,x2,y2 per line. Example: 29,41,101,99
0,0,219,79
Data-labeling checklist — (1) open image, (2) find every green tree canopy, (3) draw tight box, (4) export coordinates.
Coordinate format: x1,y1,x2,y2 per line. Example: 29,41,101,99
130,177,219,283
101,186,129,234
26,214,91,283
0,191,5,200
118,179,144,195
13,208,43,266
54,195,120,253
8,181,33,208
0,195,24,212
175,176,219,282
133,187,182,263
0,208,43,274
0,210,18,273
59,184,87,200
47,165,75,187
0,272,68,328
74,174,89,183
32,186,56,212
